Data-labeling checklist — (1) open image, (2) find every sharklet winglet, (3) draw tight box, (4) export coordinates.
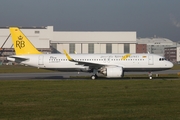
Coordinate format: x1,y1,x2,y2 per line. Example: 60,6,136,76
63,50,73,61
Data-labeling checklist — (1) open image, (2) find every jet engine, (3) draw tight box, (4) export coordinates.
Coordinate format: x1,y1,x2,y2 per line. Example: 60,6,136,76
100,66,123,78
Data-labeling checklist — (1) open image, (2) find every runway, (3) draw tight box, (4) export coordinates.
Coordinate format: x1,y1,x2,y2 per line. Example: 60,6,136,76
0,72,91,80
0,70,179,80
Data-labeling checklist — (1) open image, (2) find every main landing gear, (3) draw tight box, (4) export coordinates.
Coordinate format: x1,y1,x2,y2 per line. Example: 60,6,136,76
91,74,98,80
91,69,98,80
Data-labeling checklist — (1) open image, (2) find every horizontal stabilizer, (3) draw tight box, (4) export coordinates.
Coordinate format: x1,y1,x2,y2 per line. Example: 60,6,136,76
7,56,29,63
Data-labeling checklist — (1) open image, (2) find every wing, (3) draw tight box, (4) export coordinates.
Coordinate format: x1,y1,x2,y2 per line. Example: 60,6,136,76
63,50,107,69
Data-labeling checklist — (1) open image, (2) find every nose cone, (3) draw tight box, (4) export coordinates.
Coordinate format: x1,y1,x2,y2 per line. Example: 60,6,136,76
167,61,174,68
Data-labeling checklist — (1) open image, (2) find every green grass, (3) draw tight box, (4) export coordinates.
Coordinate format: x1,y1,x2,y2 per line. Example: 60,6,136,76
0,80,180,120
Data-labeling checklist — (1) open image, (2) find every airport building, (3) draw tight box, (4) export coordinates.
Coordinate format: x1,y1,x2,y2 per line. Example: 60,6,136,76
51,31,136,54
164,47,180,63
137,38,178,56
137,37,180,63
0,26,137,54
0,26,137,64
136,44,147,53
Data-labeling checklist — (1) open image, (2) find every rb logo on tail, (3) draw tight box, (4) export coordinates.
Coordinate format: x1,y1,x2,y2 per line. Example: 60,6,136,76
16,36,25,49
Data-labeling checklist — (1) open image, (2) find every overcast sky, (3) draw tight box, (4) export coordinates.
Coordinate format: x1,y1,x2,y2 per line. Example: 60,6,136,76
0,0,180,41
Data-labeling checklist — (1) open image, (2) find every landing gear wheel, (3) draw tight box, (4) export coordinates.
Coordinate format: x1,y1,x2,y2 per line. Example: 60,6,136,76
91,75,96,80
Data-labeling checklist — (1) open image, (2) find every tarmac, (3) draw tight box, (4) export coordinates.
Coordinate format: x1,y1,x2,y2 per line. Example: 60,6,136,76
0,70,179,80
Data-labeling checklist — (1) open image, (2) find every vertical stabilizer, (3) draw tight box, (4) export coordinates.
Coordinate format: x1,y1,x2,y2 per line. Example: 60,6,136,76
9,27,42,55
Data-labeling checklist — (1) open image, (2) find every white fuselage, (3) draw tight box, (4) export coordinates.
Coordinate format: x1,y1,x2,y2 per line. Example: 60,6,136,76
7,53,173,72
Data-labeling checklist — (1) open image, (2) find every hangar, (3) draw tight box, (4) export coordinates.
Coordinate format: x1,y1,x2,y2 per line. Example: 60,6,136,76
52,30,136,54
0,26,136,63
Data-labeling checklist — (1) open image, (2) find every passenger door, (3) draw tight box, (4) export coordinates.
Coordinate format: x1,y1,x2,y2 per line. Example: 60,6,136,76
38,55,44,65
148,55,154,65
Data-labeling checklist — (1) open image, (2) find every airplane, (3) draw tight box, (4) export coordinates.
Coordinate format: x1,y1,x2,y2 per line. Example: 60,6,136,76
7,27,173,79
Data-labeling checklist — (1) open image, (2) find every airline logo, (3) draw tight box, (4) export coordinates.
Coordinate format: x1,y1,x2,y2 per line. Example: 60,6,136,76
121,54,131,60
16,35,25,49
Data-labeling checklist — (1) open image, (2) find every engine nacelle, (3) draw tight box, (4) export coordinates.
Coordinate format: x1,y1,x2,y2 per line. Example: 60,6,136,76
101,66,123,78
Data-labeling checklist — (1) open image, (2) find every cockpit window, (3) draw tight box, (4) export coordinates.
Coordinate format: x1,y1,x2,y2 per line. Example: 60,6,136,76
159,58,166,61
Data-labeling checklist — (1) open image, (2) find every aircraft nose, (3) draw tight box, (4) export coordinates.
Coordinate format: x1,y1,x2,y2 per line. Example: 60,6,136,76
167,61,174,68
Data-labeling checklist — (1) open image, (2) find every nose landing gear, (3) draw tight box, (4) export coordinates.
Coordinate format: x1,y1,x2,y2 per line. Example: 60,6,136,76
148,72,153,79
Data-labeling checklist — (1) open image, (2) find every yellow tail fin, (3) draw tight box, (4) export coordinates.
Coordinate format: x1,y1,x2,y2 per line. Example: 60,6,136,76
9,27,42,55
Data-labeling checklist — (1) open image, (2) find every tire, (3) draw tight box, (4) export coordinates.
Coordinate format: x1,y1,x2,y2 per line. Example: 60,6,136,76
91,75,96,80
